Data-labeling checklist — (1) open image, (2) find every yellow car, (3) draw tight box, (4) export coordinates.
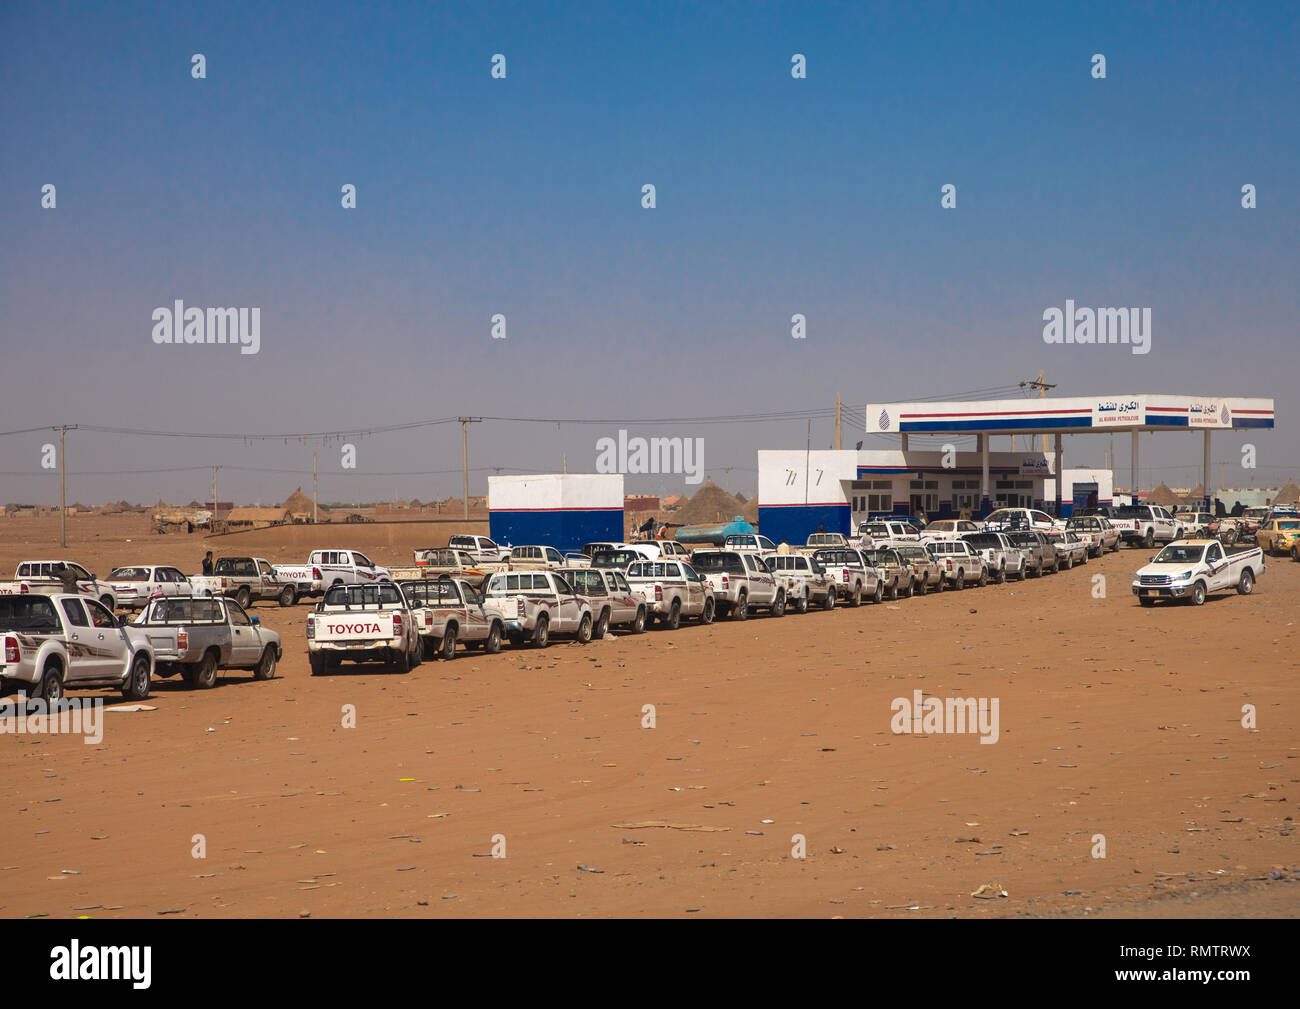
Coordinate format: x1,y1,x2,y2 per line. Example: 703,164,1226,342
1256,517,1300,556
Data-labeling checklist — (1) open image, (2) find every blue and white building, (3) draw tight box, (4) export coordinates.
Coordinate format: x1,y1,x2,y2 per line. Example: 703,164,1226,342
487,474,623,552
756,394,1275,544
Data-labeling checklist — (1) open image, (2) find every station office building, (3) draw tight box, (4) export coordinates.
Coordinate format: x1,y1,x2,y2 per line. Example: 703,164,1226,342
756,448,1110,544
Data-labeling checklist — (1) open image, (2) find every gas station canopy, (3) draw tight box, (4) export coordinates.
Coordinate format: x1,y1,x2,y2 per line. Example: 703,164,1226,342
866,395,1275,435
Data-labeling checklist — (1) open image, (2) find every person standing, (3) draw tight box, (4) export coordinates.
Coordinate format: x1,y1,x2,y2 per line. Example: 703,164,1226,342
56,562,80,595
202,551,214,576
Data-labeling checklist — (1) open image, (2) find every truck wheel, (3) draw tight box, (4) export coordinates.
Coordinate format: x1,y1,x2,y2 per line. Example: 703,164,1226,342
915,575,927,596
1142,530,1155,550
235,587,251,609
35,664,64,704
1062,554,1072,570
577,614,594,643
279,586,295,607
1237,569,1254,595
902,577,914,598
887,579,899,601
796,592,809,613
771,590,786,617
122,654,152,701
666,601,681,630
822,589,835,609
1191,581,1207,606
392,643,410,674
700,598,715,624
1292,545,1299,562
733,594,748,621
995,566,1005,585
850,584,861,607
594,609,610,639
978,568,989,587
954,571,965,591
485,623,502,654
1139,597,1155,607
871,581,883,604
440,626,457,660
253,647,277,680
194,650,219,689
532,616,550,648
632,607,647,633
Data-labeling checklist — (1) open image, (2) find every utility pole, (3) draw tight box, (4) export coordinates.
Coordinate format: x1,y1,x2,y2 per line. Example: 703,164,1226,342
459,417,481,519
1019,373,1056,455
804,418,811,508
835,393,841,451
211,465,221,532
57,425,75,548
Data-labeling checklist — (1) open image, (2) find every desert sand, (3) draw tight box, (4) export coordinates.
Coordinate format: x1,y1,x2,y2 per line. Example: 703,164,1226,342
1,514,1296,918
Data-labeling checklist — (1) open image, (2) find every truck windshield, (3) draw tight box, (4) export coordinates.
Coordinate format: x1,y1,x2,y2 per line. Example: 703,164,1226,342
325,583,403,607
692,553,745,574
399,580,462,606
1153,545,1205,564
0,595,60,632
146,598,223,623
590,550,642,568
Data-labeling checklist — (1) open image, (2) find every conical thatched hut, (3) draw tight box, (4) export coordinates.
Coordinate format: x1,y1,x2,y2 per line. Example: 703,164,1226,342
1146,483,1182,506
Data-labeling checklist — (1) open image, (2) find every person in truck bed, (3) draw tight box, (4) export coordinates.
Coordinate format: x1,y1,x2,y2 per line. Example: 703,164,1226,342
56,563,79,594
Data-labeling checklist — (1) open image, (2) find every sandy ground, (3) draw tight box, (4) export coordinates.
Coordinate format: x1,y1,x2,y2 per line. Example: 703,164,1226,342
1,515,1296,918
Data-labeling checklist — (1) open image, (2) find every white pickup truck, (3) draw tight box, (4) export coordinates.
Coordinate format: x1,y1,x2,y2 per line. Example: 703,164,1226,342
558,567,650,636
811,547,883,606
1132,540,1265,607
624,559,714,628
1110,505,1183,550
191,556,294,608
0,593,154,703
398,577,511,659
763,551,837,611
448,535,511,565
690,550,785,620
134,594,281,688
482,569,596,647
722,533,778,554
273,550,392,601
0,561,118,610
306,581,423,674
856,520,923,546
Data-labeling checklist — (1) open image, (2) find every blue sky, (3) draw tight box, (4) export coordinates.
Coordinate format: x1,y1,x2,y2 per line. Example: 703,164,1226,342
2,0,1296,503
